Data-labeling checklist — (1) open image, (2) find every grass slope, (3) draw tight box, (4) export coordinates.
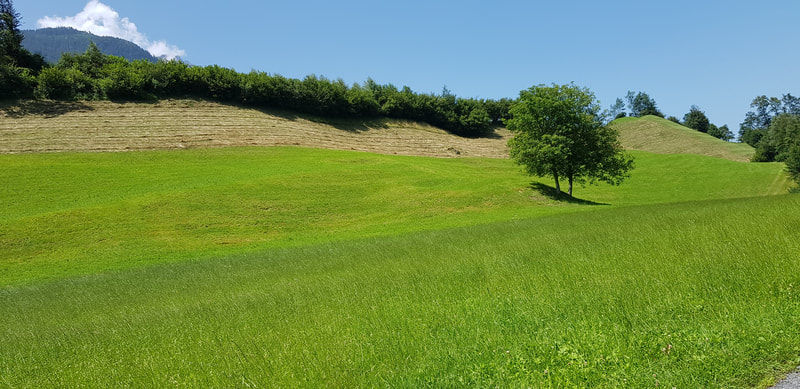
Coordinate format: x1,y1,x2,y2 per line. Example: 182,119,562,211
610,115,755,162
2,195,799,387
0,99,509,158
2,100,761,164
1,102,797,386
0,147,789,286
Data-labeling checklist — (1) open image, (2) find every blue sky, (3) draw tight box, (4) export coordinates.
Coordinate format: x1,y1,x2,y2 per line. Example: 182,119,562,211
17,1,800,133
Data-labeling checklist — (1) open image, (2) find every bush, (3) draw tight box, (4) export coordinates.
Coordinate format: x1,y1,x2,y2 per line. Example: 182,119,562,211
197,65,243,101
457,106,491,137
23,45,501,136
296,75,349,116
34,67,96,99
751,142,777,162
143,60,192,97
100,61,146,100
707,124,734,142
483,98,513,124
739,127,765,148
345,83,380,117
0,64,35,98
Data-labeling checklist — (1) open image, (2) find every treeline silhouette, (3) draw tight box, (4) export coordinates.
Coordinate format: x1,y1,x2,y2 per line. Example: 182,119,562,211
6,43,513,137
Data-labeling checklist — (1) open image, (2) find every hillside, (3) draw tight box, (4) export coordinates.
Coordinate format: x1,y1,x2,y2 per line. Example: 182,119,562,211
21,27,158,63
1,100,797,387
609,115,754,162
2,100,768,165
0,100,509,158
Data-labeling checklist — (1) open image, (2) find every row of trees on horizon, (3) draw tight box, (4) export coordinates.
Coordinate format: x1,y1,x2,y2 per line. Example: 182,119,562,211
4,42,515,136
0,36,772,142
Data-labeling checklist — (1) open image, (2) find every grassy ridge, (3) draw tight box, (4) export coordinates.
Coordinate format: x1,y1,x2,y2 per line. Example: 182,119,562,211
610,116,756,162
0,147,789,285
2,195,799,387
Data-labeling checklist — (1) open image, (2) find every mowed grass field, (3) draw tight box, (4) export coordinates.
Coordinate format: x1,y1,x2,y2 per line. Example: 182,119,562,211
1,103,799,387
0,147,790,286
610,116,756,162
0,99,509,158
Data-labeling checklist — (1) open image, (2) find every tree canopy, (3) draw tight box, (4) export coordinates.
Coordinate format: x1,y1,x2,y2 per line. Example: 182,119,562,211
0,0,45,98
739,94,800,162
2,41,510,136
736,94,800,189
767,114,800,188
766,113,800,162
707,124,734,142
506,83,634,196
683,105,710,133
625,91,663,118
0,0,23,64
0,0,43,70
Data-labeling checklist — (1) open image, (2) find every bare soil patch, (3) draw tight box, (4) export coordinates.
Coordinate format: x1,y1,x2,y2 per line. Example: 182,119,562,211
0,99,511,158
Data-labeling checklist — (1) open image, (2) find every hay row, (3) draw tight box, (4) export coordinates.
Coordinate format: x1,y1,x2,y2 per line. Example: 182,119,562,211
1,100,510,158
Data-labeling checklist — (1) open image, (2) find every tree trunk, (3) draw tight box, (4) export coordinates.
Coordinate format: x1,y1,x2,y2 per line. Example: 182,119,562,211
553,170,560,193
568,175,574,196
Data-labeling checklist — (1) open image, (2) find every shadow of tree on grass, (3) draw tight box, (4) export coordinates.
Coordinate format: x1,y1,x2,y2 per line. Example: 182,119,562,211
230,102,389,133
1,100,94,118
234,101,506,137
530,182,609,205
304,116,392,133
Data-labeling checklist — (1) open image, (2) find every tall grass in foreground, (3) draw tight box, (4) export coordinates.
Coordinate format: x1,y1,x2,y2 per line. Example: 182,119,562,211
2,195,799,387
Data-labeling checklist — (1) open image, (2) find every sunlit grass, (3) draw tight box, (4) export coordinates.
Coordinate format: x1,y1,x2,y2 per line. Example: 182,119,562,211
0,147,789,285
1,145,796,386
611,115,755,162
2,195,799,387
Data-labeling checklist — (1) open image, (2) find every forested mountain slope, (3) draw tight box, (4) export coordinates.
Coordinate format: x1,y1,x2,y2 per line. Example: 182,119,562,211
21,27,157,63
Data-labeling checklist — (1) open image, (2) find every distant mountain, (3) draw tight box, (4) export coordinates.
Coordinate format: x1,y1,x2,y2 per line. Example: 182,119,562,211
21,27,158,64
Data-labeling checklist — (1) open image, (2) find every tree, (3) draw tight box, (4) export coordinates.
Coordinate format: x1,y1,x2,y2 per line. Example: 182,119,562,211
785,145,800,190
765,114,800,189
739,94,800,154
625,91,663,117
0,0,44,71
739,95,782,146
683,105,732,141
0,0,40,97
507,83,634,196
607,97,626,123
708,124,734,141
766,113,800,162
683,105,710,133
484,98,513,124
0,0,24,65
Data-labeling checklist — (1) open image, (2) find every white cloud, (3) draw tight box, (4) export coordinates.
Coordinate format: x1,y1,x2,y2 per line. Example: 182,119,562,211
37,0,186,60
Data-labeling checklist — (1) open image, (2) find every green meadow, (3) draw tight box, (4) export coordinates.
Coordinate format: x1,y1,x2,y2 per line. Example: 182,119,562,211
0,147,789,285
1,146,799,387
